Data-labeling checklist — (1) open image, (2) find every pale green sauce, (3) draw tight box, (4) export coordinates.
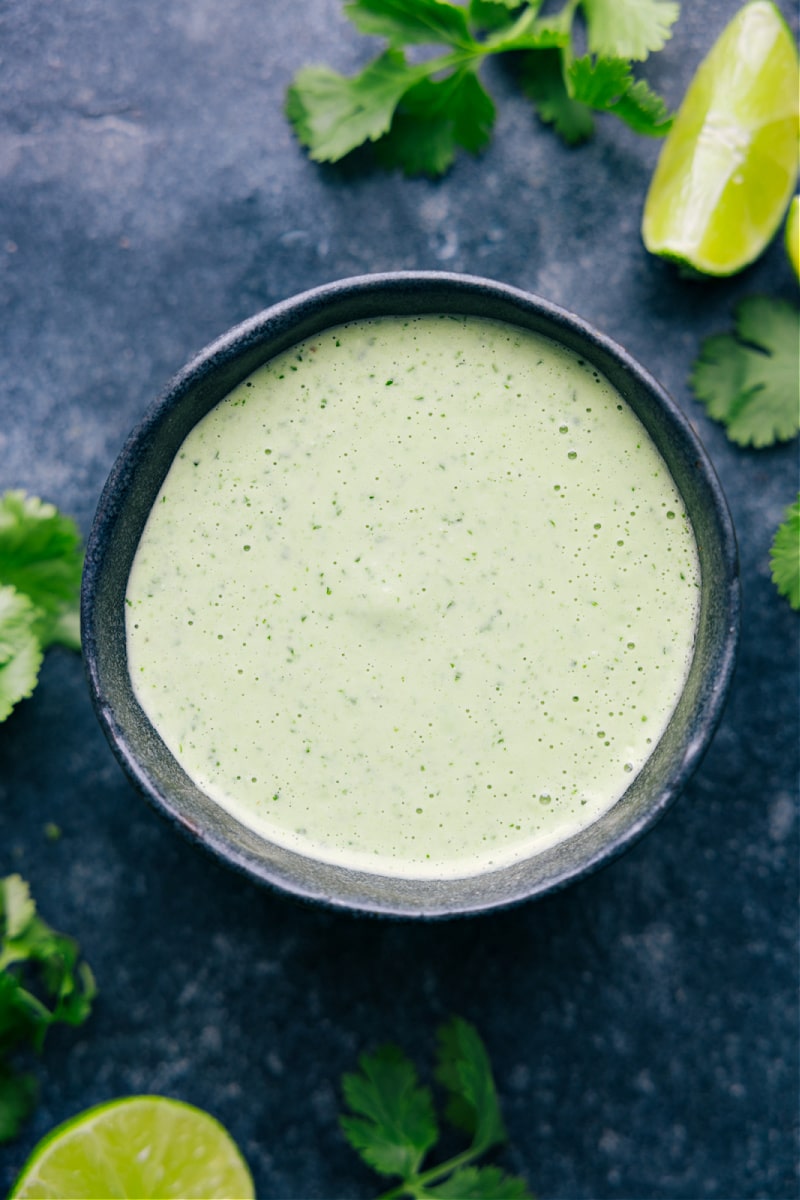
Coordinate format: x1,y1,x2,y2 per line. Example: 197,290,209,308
126,315,700,880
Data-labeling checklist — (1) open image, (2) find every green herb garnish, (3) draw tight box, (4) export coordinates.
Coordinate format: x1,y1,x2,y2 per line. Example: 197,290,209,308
286,0,678,176
340,1016,532,1198
0,491,84,722
0,875,96,1142
689,295,800,448
770,496,800,611
689,296,800,610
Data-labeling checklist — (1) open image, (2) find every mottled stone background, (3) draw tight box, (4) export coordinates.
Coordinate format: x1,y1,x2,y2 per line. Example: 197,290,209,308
1,1,797,1196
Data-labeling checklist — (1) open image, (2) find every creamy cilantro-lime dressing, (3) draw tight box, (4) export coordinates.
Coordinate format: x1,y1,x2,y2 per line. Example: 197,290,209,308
126,315,700,880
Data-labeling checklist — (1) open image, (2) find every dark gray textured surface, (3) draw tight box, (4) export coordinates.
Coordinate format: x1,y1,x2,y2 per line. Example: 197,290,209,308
1,2,798,1197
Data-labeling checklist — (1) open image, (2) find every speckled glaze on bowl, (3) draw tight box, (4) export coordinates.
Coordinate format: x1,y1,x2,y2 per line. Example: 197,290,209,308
81,272,740,918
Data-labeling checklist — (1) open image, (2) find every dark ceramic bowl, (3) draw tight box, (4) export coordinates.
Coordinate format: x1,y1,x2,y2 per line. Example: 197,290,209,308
82,272,739,917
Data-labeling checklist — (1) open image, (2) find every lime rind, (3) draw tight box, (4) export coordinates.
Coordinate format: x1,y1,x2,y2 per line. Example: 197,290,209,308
642,0,800,276
786,196,800,279
9,1095,255,1200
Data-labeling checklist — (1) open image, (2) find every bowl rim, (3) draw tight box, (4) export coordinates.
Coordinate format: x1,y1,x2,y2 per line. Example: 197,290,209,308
81,270,741,918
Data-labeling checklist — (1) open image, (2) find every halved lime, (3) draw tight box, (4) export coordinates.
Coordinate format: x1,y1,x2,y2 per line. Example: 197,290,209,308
9,1096,255,1199
786,195,800,278
642,0,799,276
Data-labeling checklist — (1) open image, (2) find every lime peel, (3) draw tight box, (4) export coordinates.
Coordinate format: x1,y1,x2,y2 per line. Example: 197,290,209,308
786,196,800,280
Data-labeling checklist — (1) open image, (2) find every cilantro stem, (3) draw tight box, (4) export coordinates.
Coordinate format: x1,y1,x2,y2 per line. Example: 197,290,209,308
482,3,540,48
385,47,486,90
560,0,581,31
376,1142,492,1200
554,0,580,68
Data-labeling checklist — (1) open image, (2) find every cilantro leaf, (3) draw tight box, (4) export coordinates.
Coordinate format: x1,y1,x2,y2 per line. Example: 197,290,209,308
345,0,475,48
689,296,800,447
428,1165,534,1198
0,1063,37,1143
0,876,97,1048
286,0,679,173
377,69,495,176
435,1016,506,1151
340,1019,530,1198
0,586,43,724
0,490,84,721
285,51,430,163
567,56,672,136
610,76,673,136
567,54,632,108
469,0,529,34
581,0,680,61
340,1043,438,1180
1,875,96,1142
0,491,83,651
520,49,595,144
770,497,800,611
1,877,36,941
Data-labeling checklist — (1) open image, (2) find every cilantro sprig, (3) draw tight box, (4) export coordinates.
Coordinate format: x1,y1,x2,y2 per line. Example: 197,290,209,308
286,0,678,176
340,1016,532,1198
689,296,800,448
770,497,800,611
689,296,800,610
0,491,84,722
1,875,96,1142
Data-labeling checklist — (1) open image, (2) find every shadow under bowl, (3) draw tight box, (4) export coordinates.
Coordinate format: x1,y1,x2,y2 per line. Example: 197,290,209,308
81,271,740,918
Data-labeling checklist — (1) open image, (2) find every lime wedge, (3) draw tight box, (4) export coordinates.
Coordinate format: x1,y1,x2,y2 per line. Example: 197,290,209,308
642,0,800,276
9,1096,255,1199
786,195,800,278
